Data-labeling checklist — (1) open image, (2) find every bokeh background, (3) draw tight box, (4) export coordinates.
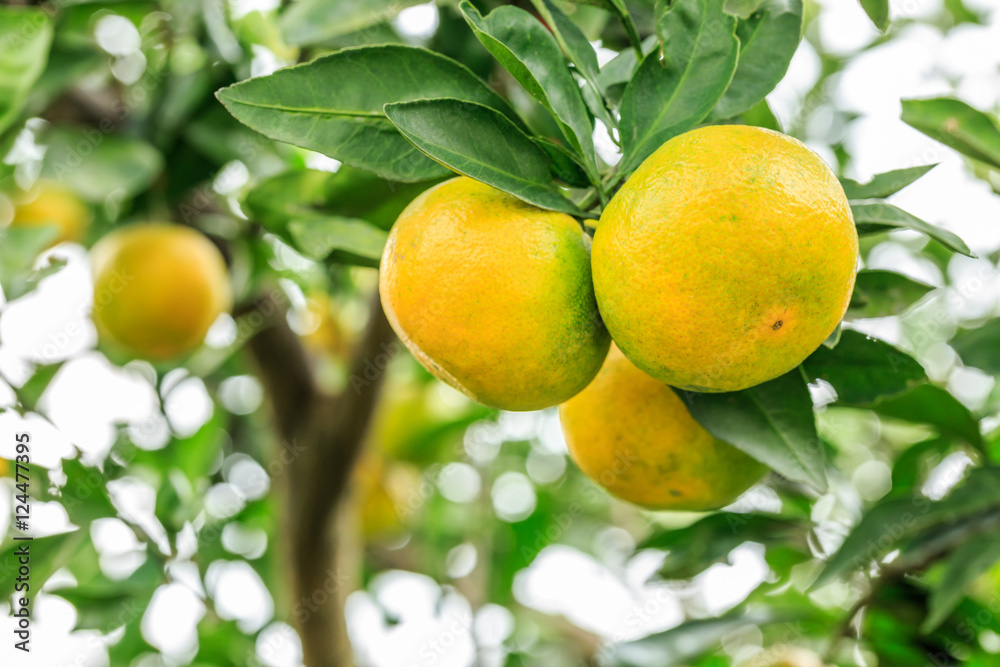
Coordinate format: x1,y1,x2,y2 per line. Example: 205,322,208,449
2,0,1000,665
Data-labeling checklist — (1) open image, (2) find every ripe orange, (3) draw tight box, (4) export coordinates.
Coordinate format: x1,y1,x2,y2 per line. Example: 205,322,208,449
594,125,858,392
10,181,91,245
559,345,765,510
91,224,232,360
380,177,610,411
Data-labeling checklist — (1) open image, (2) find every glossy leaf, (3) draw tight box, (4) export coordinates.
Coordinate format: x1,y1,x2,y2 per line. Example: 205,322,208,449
951,320,1000,374
279,0,426,46
847,269,936,318
460,2,597,180
803,330,927,405
923,531,1000,632
0,8,53,136
902,98,1000,170
867,384,982,448
619,0,739,173
683,370,827,492
709,0,803,121
217,46,523,182
852,201,973,257
841,163,937,200
385,98,580,214
859,0,890,31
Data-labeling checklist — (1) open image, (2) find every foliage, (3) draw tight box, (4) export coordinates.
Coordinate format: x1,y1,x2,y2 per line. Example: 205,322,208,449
0,0,999,666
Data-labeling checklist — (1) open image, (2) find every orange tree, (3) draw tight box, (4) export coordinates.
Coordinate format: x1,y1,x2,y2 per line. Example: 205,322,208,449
1,1,1000,666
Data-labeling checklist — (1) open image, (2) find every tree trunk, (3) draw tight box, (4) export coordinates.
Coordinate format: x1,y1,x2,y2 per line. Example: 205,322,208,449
243,290,395,667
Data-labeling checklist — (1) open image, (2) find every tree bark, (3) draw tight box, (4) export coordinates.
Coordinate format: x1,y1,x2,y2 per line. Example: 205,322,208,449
242,290,396,667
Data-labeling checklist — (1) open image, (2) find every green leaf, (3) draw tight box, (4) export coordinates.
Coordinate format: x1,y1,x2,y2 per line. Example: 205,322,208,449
902,98,1000,170
952,320,1000,375
0,530,86,603
852,201,973,257
52,556,161,633
217,45,523,183
169,412,225,484
813,467,1000,589
859,0,890,31
724,0,767,18
848,269,936,318
0,226,59,302
841,164,938,200
642,513,807,579
461,2,597,181
16,362,63,412
924,531,1000,632
607,612,775,666
803,330,926,405
288,216,389,265
244,166,433,234
0,8,53,136
709,0,803,121
42,129,164,202
867,384,982,449
683,370,827,492
59,459,117,525
278,0,426,46
536,137,592,188
619,0,739,173
384,98,580,214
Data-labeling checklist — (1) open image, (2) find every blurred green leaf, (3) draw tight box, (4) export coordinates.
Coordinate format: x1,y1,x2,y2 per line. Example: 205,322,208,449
923,530,1000,632
59,459,118,525
803,330,926,405
859,0,890,31
0,530,85,602
52,556,161,632
169,412,225,485
288,216,389,265
42,128,164,203
814,467,1000,588
607,611,775,666
193,618,258,666
902,97,1000,170
619,0,739,172
683,370,827,492
867,384,982,449
279,0,425,46
0,7,53,136
385,98,581,214
951,320,1000,374
890,437,952,498
461,2,597,181
0,226,59,301
642,513,808,579
852,201,973,257
709,0,803,121
16,363,63,413
841,164,937,200
847,269,936,318
217,45,523,182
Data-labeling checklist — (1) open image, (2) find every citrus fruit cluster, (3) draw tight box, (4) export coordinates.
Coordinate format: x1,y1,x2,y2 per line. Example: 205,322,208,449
381,125,859,510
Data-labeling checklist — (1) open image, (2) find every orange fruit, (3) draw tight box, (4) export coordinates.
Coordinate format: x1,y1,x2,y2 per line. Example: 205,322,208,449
10,181,91,245
559,344,765,510
91,224,232,360
594,125,858,392
379,177,609,411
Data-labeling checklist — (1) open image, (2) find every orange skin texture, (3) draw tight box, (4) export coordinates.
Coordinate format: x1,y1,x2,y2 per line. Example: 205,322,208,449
11,181,91,245
380,177,610,411
560,345,765,511
594,125,858,392
91,224,232,360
